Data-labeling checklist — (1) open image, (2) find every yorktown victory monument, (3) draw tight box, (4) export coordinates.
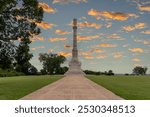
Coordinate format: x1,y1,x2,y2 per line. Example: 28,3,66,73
65,19,85,76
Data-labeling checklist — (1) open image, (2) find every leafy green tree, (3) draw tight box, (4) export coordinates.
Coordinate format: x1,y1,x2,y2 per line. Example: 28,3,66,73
28,64,38,75
107,70,114,76
133,66,148,75
39,53,66,75
0,0,43,42
58,66,68,74
0,0,43,73
0,41,16,69
14,39,33,74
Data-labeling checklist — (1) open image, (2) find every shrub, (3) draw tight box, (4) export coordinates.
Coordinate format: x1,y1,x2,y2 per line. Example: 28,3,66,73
0,69,24,77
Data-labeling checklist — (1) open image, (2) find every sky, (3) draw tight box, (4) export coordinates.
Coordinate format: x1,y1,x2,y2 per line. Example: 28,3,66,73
29,0,150,74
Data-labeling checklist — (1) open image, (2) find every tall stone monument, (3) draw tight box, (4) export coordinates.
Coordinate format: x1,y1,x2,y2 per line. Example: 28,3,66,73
65,19,85,76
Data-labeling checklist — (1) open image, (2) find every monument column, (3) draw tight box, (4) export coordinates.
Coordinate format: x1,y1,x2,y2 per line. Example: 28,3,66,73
72,18,78,59
65,18,85,76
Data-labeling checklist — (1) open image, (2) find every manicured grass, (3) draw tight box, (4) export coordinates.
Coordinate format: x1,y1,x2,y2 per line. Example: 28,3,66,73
88,75,150,100
0,75,62,100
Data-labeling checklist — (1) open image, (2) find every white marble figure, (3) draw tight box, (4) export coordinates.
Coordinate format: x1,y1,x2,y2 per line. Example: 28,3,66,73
65,19,85,76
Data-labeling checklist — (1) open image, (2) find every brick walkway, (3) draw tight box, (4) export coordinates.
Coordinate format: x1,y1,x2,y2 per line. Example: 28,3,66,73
21,75,123,100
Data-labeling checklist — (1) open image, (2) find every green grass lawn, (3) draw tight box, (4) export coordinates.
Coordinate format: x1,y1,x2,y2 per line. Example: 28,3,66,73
88,75,150,100
0,75,62,100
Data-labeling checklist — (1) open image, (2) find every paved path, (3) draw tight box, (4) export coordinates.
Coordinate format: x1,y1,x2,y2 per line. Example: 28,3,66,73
21,75,123,100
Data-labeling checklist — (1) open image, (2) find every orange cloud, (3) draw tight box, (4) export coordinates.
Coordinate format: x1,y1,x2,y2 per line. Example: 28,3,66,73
31,48,36,51
123,23,146,31
35,36,45,41
55,29,71,35
31,35,45,42
52,0,87,4
96,55,106,59
84,55,94,59
143,40,150,45
98,43,117,48
93,49,104,53
78,21,102,29
36,22,55,30
113,52,123,59
64,45,72,48
80,51,91,56
31,46,45,51
49,37,67,42
108,33,124,40
141,30,150,34
78,35,100,41
88,9,138,21
38,46,45,49
129,48,144,53
132,58,141,62
38,2,56,13
138,5,150,11
58,52,71,57
80,49,104,57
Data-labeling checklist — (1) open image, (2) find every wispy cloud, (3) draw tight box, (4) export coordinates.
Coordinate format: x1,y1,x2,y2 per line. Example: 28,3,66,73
31,48,36,51
38,2,56,13
113,52,123,59
134,39,150,45
49,37,67,42
141,30,150,34
78,21,102,29
107,33,124,40
143,40,150,45
55,29,71,35
80,49,104,58
123,23,146,31
96,55,107,59
58,52,71,57
78,35,100,41
38,46,45,49
88,9,138,21
36,22,55,30
138,5,150,12
52,0,87,4
92,49,105,53
31,46,45,51
129,48,144,53
84,55,94,59
132,58,141,62
64,45,72,49
98,43,117,48
105,22,112,28
31,35,45,42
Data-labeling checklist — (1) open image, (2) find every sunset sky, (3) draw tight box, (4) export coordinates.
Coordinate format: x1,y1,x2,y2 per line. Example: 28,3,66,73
30,0,150,74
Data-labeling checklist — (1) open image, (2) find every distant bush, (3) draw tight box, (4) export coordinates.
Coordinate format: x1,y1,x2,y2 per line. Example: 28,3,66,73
125,73,129,76
84,70,114,76
0,69,24,77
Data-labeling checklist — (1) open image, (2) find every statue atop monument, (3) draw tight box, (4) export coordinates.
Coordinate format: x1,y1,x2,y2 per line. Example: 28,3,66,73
65,19,85,76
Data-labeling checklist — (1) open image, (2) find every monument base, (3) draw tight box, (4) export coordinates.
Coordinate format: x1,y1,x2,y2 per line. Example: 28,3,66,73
65,59,86,76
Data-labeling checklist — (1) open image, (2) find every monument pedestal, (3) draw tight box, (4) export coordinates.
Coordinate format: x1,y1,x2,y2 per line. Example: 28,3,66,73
65,59,86,76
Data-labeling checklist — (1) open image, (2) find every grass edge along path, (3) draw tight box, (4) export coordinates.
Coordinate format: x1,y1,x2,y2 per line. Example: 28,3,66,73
0,75,62,100
88,75,150,100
